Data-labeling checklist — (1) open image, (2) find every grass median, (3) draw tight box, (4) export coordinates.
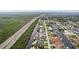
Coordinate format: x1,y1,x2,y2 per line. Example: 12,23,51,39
11,20,38,49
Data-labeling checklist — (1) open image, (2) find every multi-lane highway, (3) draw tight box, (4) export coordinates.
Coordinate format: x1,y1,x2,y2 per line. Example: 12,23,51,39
0,16,41,49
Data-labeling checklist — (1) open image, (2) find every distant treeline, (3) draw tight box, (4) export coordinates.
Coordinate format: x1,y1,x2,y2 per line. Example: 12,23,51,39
48,15,79,22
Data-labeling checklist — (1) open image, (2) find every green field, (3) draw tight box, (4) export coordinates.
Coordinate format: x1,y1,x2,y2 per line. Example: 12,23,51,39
0,16,32,44
11,20,38,49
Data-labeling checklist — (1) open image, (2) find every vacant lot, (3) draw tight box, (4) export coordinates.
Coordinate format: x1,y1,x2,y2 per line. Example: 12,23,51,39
0,16,33,44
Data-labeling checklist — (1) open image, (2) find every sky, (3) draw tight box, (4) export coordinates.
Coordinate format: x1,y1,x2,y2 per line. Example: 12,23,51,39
0,0,79,11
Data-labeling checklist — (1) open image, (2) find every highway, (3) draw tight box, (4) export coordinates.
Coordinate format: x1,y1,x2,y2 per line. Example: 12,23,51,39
52,24,76,49
0,15,41,49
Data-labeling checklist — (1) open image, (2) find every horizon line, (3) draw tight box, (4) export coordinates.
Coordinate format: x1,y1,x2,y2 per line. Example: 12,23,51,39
0,10,79,12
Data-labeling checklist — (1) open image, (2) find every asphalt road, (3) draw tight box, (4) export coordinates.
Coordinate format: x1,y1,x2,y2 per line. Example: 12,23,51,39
52,24,76,49
26,24,38,49
0,16,41,49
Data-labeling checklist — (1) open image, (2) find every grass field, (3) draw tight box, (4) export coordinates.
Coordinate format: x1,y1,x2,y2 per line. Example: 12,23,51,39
0,16,33,44
11,20,38,49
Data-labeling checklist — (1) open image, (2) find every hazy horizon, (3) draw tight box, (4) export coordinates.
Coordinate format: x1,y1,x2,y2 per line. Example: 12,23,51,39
0,10,79,12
